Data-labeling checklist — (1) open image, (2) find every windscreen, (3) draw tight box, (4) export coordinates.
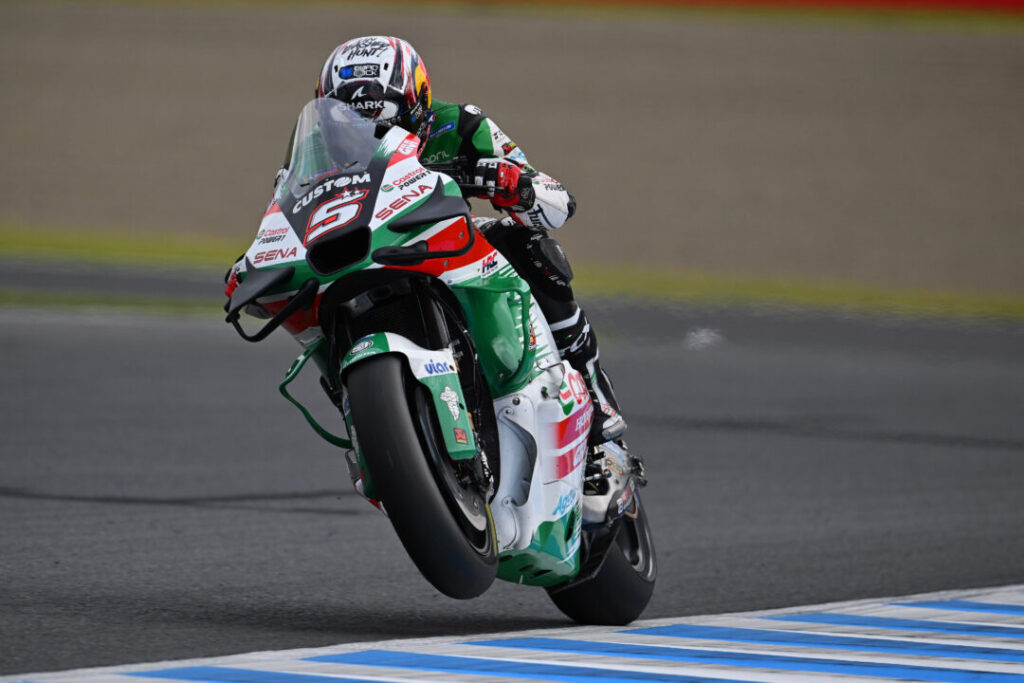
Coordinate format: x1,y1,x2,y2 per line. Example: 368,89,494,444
275,98,381,204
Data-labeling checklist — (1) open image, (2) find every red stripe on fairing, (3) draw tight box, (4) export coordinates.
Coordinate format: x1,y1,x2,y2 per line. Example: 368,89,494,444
553,441,588,479
385,221,497,277
556,403,594,450
550,402,593,479
261,292,323,336
264,201,282,217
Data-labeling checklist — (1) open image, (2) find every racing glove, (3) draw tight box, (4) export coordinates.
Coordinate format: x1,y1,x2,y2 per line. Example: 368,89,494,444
474,158,536,211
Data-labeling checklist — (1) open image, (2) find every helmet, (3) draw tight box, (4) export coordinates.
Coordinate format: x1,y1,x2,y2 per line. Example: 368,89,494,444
315,36,433,142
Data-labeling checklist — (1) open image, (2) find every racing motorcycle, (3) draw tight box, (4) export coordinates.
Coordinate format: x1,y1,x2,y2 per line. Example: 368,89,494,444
225,98,655,624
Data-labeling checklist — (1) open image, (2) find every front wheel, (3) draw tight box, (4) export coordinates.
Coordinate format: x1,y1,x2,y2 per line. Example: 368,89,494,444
347,354,497,599
547,492,656,624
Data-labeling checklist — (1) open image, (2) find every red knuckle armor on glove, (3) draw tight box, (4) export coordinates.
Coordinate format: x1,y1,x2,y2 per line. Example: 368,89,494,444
474,157,534,211
475,158,521,199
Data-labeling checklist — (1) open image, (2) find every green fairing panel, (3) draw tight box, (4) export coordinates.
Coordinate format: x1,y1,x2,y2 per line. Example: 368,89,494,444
413,374,477,460
279,338,352,450
341,332,477,463
451,275,537,396
497,514,581,587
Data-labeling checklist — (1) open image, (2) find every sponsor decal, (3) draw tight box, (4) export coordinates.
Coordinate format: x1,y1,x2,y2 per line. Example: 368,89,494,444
507,148,529,165
574,440,587,469
253,247,298,265
502,141,518,156
553,489,578,517
257,226,289,238
440,386,460,421
453,428,468,445
555,401,593,449
339,63,380,79
524,205,547,228
304,189,368,244
428,121,455,139
616,480,635,516
374,183,436,221
340,100,385,114
381,184,394,192
423,359,452,375
481,252,498,276
557,372,590,416
552,440,588,479
464,104,482,116
257,234,287,245
389,169,428,191
422,151,451,165
575,410,591,437
397,138,419,156
349,339,373,354
292,174,371,214
342,37,389,59
568,372,589,405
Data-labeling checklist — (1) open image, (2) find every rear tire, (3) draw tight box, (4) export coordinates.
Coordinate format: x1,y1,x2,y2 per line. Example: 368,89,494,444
547,492,656,624
347,354,497,599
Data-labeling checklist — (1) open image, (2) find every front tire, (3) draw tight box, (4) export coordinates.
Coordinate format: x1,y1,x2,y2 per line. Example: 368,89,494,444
547,492,656,624
347,354,497,599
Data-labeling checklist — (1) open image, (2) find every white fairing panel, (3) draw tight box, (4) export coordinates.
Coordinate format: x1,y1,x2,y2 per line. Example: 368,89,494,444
490,360,592,554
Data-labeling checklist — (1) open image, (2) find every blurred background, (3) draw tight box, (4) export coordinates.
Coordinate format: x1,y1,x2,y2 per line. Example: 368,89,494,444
2,1,1024,675
2,0,1022,306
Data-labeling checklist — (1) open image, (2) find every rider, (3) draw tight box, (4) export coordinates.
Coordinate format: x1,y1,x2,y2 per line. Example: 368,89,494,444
294,36,626,448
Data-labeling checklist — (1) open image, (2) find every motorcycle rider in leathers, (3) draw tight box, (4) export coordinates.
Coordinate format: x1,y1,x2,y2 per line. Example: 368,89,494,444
241,36,628,449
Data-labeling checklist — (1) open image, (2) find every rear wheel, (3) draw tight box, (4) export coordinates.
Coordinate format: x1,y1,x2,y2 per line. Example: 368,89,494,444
347,354,496,599
547,492,656,624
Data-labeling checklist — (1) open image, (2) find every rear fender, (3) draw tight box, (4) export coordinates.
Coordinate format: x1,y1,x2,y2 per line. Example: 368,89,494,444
341,332,478,461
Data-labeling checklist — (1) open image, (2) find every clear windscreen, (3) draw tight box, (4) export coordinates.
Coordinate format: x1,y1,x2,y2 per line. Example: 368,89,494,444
275,98,381,203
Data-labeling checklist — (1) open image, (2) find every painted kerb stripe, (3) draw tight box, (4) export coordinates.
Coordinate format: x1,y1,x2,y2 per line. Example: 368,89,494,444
463,637,1023,682
765,612,1024,638
625,623,1024,662
897,600,1024,616
308,650,755,682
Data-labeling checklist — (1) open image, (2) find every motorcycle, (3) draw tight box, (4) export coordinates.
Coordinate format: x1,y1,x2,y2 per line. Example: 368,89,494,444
225,97,655,624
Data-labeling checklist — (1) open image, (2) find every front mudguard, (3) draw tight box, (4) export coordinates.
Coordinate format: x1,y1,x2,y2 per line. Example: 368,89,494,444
340,332,478,462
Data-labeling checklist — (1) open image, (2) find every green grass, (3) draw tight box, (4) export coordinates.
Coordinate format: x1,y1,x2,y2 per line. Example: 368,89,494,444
573,265,1024,322
0,221,242,272
3,221,1023,322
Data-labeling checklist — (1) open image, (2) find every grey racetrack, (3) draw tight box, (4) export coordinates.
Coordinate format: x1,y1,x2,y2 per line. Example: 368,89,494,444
2,297,1023,676
2,0,1024,675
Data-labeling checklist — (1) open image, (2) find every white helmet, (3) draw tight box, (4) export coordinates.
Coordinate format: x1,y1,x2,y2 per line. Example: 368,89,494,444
315,36,433,141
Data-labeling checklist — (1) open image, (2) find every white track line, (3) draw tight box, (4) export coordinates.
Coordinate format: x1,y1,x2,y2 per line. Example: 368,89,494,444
6,584,1024,682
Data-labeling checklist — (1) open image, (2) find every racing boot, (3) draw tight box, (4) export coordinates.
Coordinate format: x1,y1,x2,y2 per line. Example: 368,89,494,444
549,304,627,446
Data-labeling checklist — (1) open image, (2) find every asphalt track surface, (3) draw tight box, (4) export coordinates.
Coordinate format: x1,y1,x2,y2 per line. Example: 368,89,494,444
2,295,1023,676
